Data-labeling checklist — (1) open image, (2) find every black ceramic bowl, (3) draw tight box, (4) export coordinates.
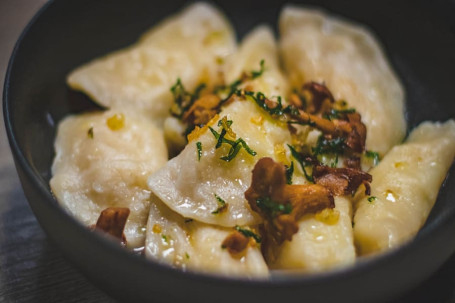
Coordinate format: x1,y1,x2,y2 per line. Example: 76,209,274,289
4,0,455,302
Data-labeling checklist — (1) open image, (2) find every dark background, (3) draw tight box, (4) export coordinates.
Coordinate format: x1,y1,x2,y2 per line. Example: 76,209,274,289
1,0,455,302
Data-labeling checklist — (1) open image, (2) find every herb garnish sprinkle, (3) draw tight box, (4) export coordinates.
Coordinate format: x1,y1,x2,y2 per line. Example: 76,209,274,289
235,226,262,243
209,118,256,162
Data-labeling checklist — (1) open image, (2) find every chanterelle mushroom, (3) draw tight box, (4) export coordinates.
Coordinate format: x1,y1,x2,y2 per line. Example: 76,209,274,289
92,207,130,247
245,157,334,246
313,164,372,196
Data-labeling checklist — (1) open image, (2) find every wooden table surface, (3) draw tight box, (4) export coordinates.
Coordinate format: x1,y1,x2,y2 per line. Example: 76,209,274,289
0,1,454,302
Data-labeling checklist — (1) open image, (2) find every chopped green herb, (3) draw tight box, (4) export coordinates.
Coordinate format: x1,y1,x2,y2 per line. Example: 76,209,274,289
288,119,317,127
288,144,314,183
368,196,377,203
214,118,234,148
214,127,226,148
250,59,266,79
87,127,94,139
170,78,206,118
215,60,267,103
256,196,292,218
170,78,190,117
209,122,256,162
217,118,233,128
196,141,202,161
244,91,297,117
161,235,169,243
311,136,346,168
185,252,190,259
221,138,256,161
212,206,226,214
319,153,340,168
235,226,262,243
285,162,294,185
323,108,356,120
212,194,228,214
215,194,226,205
365,150,380,166
312,136,346,157
331,154,339,168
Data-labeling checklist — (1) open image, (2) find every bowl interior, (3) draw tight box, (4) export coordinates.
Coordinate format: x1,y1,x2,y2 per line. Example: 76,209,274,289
4,0,455,302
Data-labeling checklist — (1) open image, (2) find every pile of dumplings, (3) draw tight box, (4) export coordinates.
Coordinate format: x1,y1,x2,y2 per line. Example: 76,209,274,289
50,2,455,278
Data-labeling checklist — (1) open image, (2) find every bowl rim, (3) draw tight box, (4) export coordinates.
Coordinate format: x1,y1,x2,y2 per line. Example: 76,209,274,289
3,0,455,289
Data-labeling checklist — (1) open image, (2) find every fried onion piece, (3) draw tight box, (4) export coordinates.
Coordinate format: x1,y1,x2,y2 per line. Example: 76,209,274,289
182,94,221,126
245,157,334,245
313,164,372,196
93,207,130,246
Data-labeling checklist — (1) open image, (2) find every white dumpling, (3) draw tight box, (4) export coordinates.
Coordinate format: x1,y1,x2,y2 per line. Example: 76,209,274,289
272,196,355,272
148,27,292,227
224,25,289,99
279,6,406,156
145,195,268,278
50,110,168,248
162,25,289,154
67,2,236,126
354,120,455,255
149,100,292,227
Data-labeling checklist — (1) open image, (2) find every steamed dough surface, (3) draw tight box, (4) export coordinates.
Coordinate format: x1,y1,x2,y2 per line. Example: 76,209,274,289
149,27,292,227
149,100,291,227
224,25,289,99
163,25,290,154
67,3,236,126
50,110,168,247
354,120,455,255
279,6,406,156
145,196,268,278
272,197,355,272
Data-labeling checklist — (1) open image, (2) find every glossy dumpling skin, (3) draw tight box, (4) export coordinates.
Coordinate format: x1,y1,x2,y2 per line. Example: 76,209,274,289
224,25,289,99
354,120,455,255
67,2,236,126
50,110,168,248
145,195,268,278
272,196,355,272
163,25,289,154
149,100,291,227
148,27,292,227
279,6,406,156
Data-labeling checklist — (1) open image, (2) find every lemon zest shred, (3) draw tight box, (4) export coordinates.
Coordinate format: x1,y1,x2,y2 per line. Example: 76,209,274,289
187,114,220,142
